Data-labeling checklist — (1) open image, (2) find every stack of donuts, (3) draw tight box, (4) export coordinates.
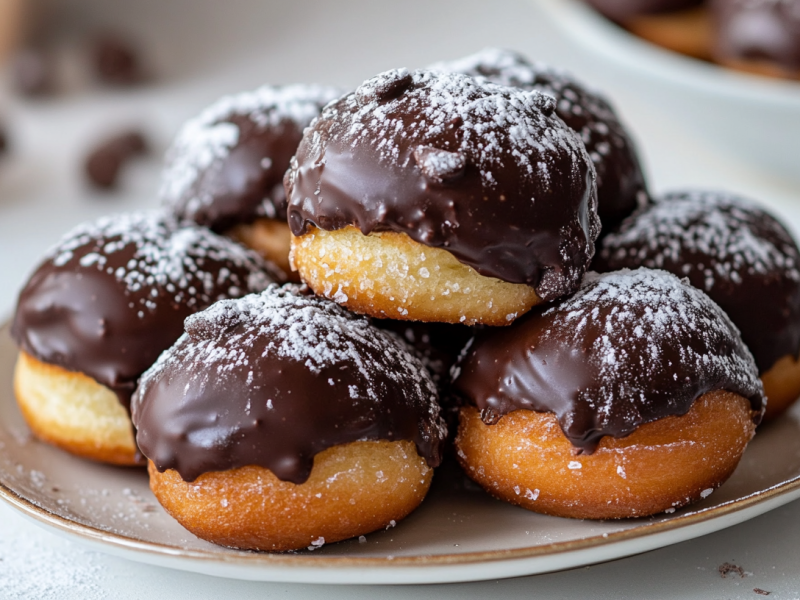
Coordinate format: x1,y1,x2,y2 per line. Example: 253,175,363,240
11,47,800,552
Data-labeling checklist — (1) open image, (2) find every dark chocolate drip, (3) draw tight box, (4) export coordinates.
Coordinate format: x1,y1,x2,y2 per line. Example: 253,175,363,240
286,69,599,301
131,285,447,483
162,85,342,231
586,0,704,22
712,0,800,73
430,48,649,233
595,190,800,373
453,269,764,452
11,212,275,409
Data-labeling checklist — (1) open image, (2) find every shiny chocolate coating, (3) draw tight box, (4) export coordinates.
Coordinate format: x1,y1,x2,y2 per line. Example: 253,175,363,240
453,269,764,452
712,0,800,73
595,190,800,373
586,0,704,22
132,285,447,484
161,85,342,231
286,69,599,301
374,319,474,390
11,212,275,408
431,48,649,232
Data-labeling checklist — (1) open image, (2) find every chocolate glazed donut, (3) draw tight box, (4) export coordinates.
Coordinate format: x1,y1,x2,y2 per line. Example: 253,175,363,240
286,68,599,325
11,211,276,465
452,268,764,518
132,285,447,551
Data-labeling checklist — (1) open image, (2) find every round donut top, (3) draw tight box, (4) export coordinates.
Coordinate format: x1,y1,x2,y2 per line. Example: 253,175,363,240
286,68,599,300
429,48,648,229
585,0,704,22
453,268,764,452
132,284,447,483
160,84,343,231
712,0,800,72
11,211,276,407
595,190,800,373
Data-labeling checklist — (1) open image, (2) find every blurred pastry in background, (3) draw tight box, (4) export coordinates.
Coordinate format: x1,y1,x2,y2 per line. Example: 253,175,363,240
0,0,24,64
84,130,148,190
160,84,342,276
712,0,800,80
584,0,800,80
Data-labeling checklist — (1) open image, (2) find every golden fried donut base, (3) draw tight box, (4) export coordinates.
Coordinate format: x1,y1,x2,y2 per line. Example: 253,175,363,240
291,226,541,326
455,391,757,519
227,217,296,281
148,439,433,552
761,353,800,422
14,351,139,466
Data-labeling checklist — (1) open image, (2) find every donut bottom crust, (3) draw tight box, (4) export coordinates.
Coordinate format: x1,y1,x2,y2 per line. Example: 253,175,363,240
14,351,139,466
148,439,433,552
455,391,757,520
761,353,800,422
227,217,296,281
291,226,542,326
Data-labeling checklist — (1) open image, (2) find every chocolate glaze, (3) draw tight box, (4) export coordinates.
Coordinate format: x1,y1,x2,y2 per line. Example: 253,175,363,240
11,212,275,408
453,269,764,452
161,85,342,232
286,69,599,301
430,48,649,232
712,0,800,73
595,190,800,374
586,0,704,22
132,285,447,484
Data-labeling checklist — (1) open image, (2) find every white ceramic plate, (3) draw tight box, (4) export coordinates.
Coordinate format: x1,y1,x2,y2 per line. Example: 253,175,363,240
535,0,800,185
2,323,800,584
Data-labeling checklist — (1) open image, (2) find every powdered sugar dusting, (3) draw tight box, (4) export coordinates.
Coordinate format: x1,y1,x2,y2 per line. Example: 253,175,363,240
429,48,638,196
47,211,273,314
600,190,800,291
160,84,342,215
137,285,444,440
542,268,763,422
303,69,590,195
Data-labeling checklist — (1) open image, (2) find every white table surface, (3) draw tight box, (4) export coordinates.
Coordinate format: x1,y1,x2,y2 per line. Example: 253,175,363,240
1,0,799,597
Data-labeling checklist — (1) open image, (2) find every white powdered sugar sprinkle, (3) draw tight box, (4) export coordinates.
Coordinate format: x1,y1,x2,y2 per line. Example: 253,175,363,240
601,190,800,291
538,268,763,425
429,48,628,180
137,285,444,439
310,68,590,193
48,211,272,314
160,84,342,213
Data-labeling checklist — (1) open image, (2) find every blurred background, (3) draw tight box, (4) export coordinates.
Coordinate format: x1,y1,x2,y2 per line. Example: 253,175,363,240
0,0,797,315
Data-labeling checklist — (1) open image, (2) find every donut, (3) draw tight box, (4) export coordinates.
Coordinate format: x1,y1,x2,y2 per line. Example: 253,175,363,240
711,0,800,80
11,211,276,465
595,190,800,420
452,269,764,519
430,48,649,232
160,84,342,274
132,284,446,551
286,68,599,325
